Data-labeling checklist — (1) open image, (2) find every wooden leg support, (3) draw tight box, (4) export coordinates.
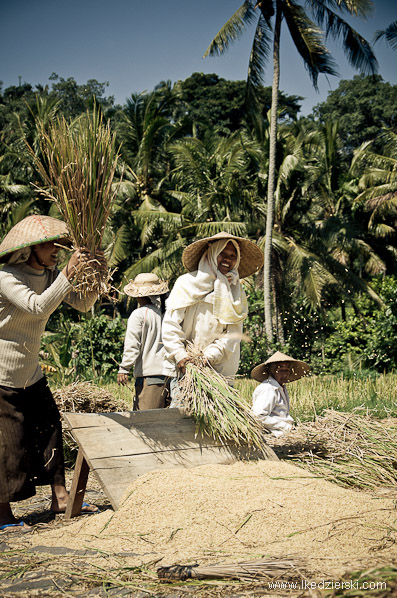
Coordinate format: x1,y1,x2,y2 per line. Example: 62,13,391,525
65,448,90,520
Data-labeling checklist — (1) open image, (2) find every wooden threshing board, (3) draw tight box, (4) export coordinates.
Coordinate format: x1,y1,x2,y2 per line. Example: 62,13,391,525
63,408,278,518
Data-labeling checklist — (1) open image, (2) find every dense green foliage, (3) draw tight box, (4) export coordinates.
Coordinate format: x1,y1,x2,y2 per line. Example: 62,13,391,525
0,71,396,380
311,74,397,157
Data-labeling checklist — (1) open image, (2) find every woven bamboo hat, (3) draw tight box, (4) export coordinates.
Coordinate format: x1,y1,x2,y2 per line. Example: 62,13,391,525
123,273,169,297
182,232,263,279
251,351,311,383
0,215,71,263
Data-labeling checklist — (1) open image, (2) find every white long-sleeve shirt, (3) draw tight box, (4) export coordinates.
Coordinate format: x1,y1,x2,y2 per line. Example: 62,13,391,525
0,263,97,388
251,376,294,437
162,295,242,380
118,304,167,378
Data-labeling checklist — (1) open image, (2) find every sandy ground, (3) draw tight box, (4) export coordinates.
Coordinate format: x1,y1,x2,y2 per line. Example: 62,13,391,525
7,459,395,583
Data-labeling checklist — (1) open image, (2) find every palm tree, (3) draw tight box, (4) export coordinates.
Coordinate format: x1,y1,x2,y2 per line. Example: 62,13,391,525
251,120,386,346
351,130,397,247
123,130,262,284
204,0,378,341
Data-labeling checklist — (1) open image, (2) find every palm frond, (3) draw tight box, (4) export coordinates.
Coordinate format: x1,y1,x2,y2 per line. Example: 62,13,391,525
103,224,131,268
284,0,338,89
313,4,378,74
287,239,338,308
373,20,397,50
246,14,273,88
203,1,256,57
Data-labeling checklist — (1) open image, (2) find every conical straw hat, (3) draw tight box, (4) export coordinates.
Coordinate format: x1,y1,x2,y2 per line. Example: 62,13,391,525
123,273,169,297
251,351,311,383
182,232,263,279
0,215,71,263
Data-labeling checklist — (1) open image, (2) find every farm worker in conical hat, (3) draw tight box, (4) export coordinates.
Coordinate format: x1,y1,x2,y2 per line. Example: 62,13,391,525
117,272,170,410
162,232,263,406
250,351,311,437
0,215,107,532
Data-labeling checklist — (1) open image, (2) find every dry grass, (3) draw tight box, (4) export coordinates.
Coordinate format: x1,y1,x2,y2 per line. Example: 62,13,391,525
53,381,131,466
53,380,130,414
158,557,306,582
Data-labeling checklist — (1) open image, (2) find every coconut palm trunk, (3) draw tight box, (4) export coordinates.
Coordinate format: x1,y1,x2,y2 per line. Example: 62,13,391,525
264,4,281,341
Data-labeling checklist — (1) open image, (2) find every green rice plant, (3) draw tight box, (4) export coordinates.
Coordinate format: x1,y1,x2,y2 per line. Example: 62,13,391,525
235,373,397,421
290,373,397,421
180,356,267,454
29,105,120,296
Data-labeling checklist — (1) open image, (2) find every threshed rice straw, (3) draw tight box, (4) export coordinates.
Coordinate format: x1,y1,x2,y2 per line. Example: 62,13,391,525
179,346,267,455
267,409,397,490
53,380,130,414
28,105,120,297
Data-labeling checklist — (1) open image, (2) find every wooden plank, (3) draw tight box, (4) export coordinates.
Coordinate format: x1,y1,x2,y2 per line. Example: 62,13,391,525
63,409,278,513
65,425,227,460
64,409,189,430
64,449,90,519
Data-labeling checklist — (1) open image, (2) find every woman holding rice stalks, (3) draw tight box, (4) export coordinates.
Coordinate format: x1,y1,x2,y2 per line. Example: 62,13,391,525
0,215,106,532
162,231,263,404
117,273,170,410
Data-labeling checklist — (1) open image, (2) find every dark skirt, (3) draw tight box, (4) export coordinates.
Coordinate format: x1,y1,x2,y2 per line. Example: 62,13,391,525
0,377,65,503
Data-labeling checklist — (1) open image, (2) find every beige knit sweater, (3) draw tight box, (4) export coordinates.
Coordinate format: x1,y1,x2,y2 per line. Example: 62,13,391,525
118,304,167,378
0,263,97,388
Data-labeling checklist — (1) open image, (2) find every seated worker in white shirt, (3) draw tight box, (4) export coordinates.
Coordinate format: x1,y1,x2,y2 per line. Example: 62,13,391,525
251,351,311,437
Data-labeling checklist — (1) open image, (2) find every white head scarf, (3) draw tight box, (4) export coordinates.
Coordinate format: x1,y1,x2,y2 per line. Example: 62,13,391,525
6,244,57,271
166,239,248,324
6,247,32,265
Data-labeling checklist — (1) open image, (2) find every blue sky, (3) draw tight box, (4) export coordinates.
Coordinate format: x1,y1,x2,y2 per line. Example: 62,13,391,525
1,0,395,116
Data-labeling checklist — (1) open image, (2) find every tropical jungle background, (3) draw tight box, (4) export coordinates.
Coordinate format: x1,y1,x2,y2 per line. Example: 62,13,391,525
1,7,396,395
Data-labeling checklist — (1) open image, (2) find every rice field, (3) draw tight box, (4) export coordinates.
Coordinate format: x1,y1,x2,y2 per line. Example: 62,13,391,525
95,371,397,422
234,372,397,421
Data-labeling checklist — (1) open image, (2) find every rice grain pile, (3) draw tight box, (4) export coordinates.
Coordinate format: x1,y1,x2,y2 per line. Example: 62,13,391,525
26,460,397,578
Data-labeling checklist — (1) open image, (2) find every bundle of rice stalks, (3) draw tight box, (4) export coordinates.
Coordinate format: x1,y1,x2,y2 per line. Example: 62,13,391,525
54,381,131,466
267,410,397,490
53,381,130,414
29,106,120,297
158,557,304,582
179,348,267,454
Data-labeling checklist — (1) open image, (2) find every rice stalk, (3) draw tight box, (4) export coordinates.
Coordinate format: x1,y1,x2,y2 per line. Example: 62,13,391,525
158,557,305,582
28,105,120,297
267,410,397,490
179,348,267,454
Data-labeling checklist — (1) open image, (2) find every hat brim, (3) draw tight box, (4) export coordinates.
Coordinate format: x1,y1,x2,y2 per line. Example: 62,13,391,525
251,359,311,383
182,233,263,279
0,216,71,263
123,281,169,297
0,235,72,263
